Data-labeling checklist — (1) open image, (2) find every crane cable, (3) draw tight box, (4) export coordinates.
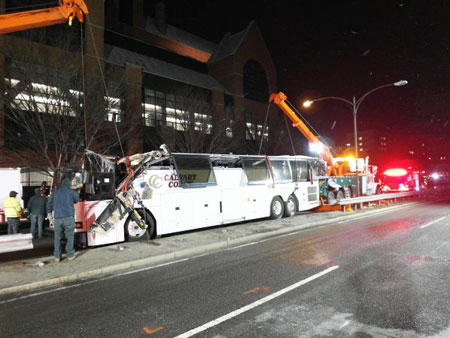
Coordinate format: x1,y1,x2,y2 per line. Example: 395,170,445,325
84,15,125,158
284,113,296,156
258,103,271,154
80,21,87,149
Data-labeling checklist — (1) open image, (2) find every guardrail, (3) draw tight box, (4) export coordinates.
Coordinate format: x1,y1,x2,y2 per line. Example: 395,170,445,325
0,233,33,254
338,190,425,212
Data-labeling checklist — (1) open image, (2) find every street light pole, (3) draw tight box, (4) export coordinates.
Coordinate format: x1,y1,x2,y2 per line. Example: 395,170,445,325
353,95,360,196
303,80,408,196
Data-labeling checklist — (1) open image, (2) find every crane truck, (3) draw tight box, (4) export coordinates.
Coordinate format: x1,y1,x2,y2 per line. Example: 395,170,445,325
269,92,380,206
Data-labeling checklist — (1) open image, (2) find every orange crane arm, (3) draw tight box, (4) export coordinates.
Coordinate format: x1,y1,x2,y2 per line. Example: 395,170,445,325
269,92,334,166
0,0,88,34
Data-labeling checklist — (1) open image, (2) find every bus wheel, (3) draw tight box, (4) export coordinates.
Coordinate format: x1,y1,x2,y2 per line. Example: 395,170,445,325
125,209,155,241
336,190,345,202
284,195,297,217
270,196,285,219
327,191,337,205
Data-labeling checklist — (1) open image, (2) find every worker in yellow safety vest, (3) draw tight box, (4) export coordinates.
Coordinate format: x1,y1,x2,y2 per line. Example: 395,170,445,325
3,191,24,234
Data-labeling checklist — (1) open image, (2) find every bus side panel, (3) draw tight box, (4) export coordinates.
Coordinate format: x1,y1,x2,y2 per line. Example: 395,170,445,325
87,222,125,246
220,188,245,224
82,200,126,246
138,167,220,236
215,168,245,224
159,190,192,234
295,182,320,211
193,187,222,228
158,187,221,234
243,184,272,220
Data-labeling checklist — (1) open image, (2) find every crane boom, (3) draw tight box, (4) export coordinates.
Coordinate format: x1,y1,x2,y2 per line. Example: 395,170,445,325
0,0,88,34
269,92,335,170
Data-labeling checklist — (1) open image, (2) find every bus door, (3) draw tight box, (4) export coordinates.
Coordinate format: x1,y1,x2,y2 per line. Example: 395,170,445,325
241,157,273,220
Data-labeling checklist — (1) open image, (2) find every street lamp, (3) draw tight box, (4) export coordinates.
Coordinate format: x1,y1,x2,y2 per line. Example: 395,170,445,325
303,80,408,196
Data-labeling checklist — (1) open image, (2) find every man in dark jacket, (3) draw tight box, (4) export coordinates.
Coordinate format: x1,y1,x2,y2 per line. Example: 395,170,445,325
47,178,80,262
27,188,47,239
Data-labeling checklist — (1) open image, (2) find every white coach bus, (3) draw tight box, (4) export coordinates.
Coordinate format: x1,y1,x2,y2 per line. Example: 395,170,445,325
70,149,326,247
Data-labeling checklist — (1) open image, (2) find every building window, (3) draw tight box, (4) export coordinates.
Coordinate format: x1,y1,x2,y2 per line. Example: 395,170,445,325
224,94,234,138
245,113,269,141
6,78,81,116
143,89,165,127
243,60,269,103
105,96,122,123
142,87,212,134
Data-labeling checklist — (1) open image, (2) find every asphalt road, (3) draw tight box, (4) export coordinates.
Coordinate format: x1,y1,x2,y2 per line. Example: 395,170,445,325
1,198,449,338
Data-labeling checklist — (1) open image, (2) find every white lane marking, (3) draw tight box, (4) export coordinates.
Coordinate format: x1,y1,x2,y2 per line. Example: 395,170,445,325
173,265,339,338
226,242,257,250
118,258,189,276
419,216,446,229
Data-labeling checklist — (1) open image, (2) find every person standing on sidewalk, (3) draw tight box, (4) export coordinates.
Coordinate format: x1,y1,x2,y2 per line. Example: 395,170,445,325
47,178,79,262
27,188,47,239
3,191,24,234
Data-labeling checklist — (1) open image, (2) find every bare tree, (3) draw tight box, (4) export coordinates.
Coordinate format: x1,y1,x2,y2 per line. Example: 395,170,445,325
244,105,292,155
1,28,135,185
162,85,240,154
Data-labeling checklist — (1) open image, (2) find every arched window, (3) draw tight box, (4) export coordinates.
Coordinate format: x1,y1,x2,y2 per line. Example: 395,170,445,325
243,60,269,102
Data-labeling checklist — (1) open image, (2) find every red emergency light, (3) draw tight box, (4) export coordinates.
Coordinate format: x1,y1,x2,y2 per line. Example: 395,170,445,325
383,168,408,177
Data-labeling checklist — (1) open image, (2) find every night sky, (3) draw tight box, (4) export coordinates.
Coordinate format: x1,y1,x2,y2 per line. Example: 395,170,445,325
164,0,450,152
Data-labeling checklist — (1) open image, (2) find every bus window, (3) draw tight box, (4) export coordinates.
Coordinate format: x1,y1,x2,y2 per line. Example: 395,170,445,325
173,155,216,186
289,160,308,181
271,160,292,183
241,157,270,184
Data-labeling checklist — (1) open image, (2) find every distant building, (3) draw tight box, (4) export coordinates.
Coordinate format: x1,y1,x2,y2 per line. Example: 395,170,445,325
340,126,450,172
340,129,391,164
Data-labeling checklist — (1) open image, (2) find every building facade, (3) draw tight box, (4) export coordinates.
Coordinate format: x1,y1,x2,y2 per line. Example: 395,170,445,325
0,0,282,171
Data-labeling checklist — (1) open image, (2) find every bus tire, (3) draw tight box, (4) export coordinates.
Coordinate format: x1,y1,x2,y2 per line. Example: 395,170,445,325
125,209,156,241
336,190,345,202
327,191,337,205
270,196,285,219
284,195,297,217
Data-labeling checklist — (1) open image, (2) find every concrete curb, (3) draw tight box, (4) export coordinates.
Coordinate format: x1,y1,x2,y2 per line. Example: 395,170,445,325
0,201,418,297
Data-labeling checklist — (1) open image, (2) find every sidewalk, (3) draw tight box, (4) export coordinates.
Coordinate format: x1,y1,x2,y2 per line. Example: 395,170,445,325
0,203,412,296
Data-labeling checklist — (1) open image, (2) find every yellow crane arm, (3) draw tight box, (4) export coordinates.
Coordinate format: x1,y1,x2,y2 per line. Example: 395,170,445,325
269,91,334,167
0,0,88,34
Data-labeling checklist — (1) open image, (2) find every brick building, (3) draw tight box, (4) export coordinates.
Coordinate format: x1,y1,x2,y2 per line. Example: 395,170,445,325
0,0,281,170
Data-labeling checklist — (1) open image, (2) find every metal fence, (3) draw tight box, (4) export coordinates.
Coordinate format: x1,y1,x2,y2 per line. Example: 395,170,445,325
338,190,426,212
